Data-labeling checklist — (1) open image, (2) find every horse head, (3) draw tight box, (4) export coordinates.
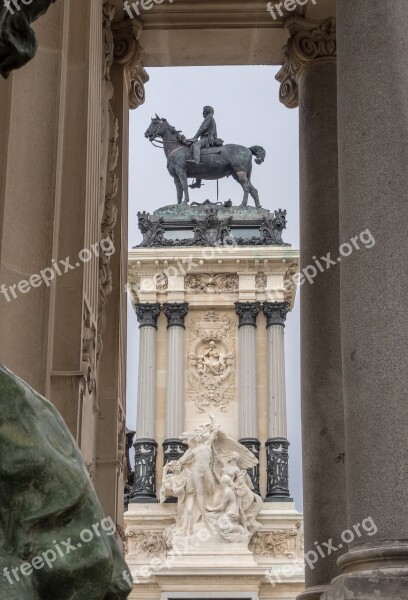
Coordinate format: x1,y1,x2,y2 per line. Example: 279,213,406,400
145,115,167,141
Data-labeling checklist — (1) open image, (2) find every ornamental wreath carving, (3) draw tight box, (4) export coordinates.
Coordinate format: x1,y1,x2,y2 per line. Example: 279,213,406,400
185,273,239,294
249,529,298,558
126,530,167,560
187,311,236,412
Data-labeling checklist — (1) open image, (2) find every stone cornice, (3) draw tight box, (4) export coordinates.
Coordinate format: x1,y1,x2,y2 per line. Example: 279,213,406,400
112,19,149,109
276,16,336,109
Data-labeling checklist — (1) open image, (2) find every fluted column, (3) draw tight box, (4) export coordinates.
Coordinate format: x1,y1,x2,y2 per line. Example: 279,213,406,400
163,303,189,470
235,302,261,494
130,303,160,504
325,2,408,597
277,16,346,600
264,302,291,501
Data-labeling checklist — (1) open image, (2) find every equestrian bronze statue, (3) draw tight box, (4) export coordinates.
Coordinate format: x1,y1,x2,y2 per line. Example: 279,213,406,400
145,107,266,207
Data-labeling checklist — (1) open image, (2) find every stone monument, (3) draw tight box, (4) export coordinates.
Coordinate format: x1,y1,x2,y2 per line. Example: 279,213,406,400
126,188,304,598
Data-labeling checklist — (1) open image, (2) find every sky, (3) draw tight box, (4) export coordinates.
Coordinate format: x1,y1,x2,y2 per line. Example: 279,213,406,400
126,65,303,510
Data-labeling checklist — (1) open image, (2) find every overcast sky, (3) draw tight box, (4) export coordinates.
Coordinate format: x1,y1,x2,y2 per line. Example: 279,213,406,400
126,65,303,510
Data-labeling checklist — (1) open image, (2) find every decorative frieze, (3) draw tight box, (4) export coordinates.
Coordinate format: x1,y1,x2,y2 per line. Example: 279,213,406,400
164,303,189,328
250,529,298,558
126,530,167,560
137,207,289,248
130,439,158,503
276,16,336,108
187,311,236,413
185,273,239,294
235,302,261,328
255,273,267,290
135,303,161,329
264,301,290,328
265,438,291,501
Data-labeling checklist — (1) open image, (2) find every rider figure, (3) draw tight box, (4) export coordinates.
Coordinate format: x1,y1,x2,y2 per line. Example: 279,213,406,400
187,106,222,166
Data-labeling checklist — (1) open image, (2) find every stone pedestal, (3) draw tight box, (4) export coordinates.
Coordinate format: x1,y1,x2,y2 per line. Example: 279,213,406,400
128,203,303,598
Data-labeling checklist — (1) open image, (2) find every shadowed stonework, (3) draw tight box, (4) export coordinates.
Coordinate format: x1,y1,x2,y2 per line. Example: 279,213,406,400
0,0,56,78
0,364,131,599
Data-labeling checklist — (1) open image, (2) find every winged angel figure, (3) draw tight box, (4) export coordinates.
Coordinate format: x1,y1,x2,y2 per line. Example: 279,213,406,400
161,416,262,546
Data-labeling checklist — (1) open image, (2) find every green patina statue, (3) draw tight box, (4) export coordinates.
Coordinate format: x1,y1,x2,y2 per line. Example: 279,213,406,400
0,0,57,78
0,364,132,599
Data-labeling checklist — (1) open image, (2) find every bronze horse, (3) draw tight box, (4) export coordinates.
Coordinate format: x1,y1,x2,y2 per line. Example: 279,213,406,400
145,116,266,206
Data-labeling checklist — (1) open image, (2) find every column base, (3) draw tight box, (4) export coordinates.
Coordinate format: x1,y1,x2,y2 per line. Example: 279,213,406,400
265,495,293,502
238,437,261,495
129,496,158,504
297,586,329,600
162,438,187,464
265,437,291,500
129,438,158,504
323,542,408,600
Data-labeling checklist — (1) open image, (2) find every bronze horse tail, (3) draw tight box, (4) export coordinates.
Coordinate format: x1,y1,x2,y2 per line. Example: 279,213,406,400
249,146,266,165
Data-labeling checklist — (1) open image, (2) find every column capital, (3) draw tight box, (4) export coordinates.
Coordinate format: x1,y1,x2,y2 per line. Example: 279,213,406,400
135,303,161,329
276,16,336,109
164,302,189,328
263,301,290,328
112,18,149,109
235,302,261,328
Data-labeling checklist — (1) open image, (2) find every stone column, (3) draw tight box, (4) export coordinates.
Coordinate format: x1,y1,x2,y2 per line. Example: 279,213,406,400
163,303,189,467
263,302,291,501
235,301,261,494
325,2,408,597
130,303,160,504
276,16,347,599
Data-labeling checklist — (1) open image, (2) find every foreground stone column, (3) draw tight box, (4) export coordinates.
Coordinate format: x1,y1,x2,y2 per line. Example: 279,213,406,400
130,303,160,503
163,303,189,468
325,2,408,597
277,16,347,599
235,301,261,494
263,302,291,501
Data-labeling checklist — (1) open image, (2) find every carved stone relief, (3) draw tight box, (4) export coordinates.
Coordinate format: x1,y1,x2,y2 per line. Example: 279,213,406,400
249,529,298,558
185,273,239,294
126,530,167,560
187,311,236,412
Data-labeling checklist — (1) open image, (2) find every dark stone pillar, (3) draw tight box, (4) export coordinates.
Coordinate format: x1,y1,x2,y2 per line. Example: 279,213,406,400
277,16,347,599
325,1,408,597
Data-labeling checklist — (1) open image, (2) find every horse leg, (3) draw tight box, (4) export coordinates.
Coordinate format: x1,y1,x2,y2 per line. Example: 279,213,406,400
248,179,260,208
174,176,183,204
176,169,190,204
233,170,250,206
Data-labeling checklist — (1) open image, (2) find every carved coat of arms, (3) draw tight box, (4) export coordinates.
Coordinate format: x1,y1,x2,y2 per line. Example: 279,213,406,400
187,311,236,412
